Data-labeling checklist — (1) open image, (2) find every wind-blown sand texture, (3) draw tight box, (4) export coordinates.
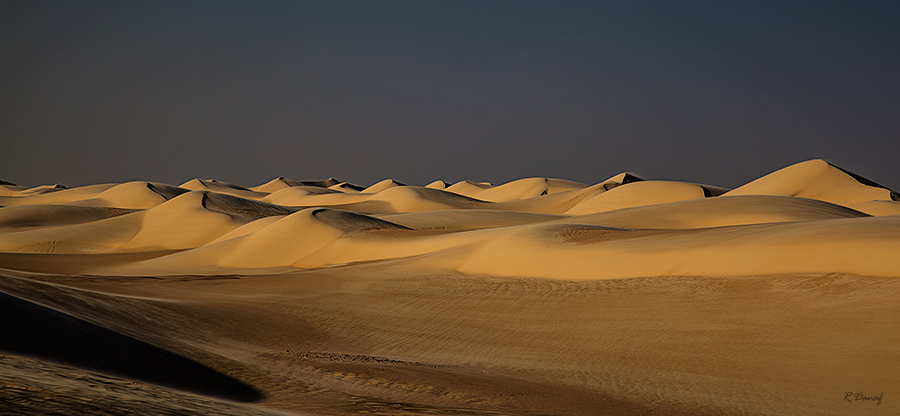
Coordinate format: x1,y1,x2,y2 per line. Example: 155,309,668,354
1,159,898,415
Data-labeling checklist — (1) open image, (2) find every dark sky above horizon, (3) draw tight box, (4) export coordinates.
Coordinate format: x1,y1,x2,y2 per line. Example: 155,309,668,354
2,0,899,189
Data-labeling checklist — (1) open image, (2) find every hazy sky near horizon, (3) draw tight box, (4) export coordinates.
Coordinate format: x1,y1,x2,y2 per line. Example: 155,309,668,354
2,0,899,189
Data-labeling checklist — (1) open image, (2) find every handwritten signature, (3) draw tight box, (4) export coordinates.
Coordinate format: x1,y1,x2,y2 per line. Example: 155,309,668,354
844,391,883,406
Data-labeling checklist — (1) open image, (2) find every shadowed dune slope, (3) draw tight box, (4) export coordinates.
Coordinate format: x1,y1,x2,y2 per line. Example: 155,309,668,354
0,291,262,401
1,353,284,415
0,205,137,231
0,211,145,253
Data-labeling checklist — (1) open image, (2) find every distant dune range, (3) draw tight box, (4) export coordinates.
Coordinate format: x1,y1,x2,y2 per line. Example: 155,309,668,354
1,159,898,415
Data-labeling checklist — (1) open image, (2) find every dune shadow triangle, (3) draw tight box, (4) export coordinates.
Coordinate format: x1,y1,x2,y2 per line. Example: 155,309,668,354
824,160,900,201
0,291,263,402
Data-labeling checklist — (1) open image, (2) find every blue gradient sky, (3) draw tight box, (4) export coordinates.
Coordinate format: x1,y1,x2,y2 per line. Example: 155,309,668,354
2,0,899,189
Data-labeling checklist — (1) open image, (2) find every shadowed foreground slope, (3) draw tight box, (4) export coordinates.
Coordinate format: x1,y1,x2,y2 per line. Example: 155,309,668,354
0,291,262,402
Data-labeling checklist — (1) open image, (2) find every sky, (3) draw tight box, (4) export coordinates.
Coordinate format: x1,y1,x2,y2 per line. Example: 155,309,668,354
2,0,899,189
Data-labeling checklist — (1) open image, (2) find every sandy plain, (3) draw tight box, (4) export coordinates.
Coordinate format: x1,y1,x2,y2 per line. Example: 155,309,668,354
1,159,898,415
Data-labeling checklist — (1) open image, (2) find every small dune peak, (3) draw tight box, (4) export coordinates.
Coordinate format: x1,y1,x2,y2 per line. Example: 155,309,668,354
181,179,267,199
425,180,450,190
363,179,406,193
0,179,18,186
253,177,304,192
15,183,72,196
329,182,366,192
211,180,251,191
321,177,343,188
599,172,643,191
444,181,494,200
297,178,344,188
182,179,251,191
145,182,189,201
699,185,731,197
180,178,209,189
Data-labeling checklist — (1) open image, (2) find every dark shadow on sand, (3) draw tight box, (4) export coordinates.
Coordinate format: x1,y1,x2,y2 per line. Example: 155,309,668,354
0,291,262,402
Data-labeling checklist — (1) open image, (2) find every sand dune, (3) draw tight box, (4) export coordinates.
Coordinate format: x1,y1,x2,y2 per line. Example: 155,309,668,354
424,179,450,189
365,186,490,212
725,159,897,205
91,181,189,209
250,176,306,193
0,205,137,231
180,179,268,199
558,194,870,229
362,178,405,193
117,192,260,251
445,177,588,202
0,183,116,206
564,180,711,215
328,181,366,192
1,159,898,415
251,177,344,193
0,211,145,253
380,209,565,231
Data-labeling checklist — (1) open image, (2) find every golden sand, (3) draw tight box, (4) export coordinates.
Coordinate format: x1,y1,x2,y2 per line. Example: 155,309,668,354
0,159,897,414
